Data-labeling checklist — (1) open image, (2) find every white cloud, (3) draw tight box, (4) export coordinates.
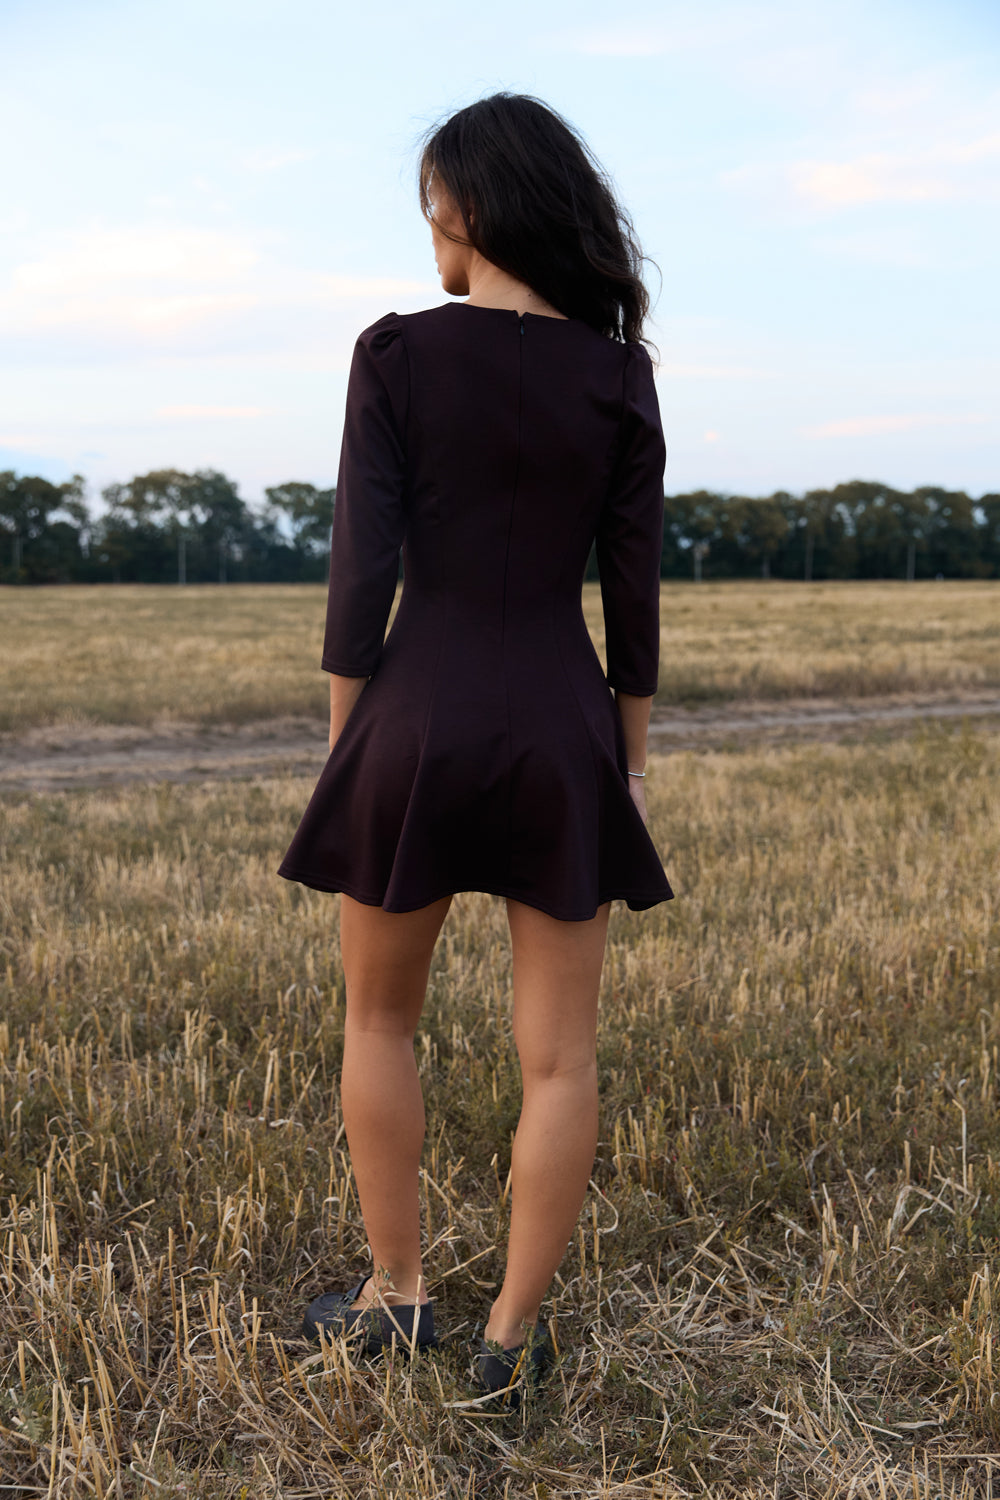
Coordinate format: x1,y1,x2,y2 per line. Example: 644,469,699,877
723,131,1000,213
315,274,438,301
552,5,788,57
851,77,941,119
13,225,259,293
658,363,774,380
0,220,438,359
0,207,30,234
562,25,683,57
791,137,1000,206
242,147,315,173
792,158,937,206
156,405,271,419
18,292,261,337
2,224,262,346
803,413,990,439
947,132,1000,165
808,227,938,269
849,70,1000,145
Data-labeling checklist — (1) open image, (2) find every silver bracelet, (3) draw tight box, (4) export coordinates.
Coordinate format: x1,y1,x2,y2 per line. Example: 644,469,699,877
628,770,646,779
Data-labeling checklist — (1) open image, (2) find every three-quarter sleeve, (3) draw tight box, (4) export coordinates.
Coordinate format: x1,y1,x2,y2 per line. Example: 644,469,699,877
595,341,666,697
321,312,408,676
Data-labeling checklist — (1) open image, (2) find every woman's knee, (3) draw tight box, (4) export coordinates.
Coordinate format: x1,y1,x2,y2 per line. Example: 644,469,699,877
516,1044,598,1086
512,1000,599,1080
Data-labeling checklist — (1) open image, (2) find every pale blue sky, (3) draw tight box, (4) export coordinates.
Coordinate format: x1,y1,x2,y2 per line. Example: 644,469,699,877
1,0,997,505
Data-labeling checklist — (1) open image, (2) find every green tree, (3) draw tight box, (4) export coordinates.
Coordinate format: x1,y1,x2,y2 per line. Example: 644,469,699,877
978,493,1000,576
0,471,84,582
830,480,905,578
188,470,249,582
888,489,931,580
726,494,789,578
95,477,175,582
664,491,725,579
917,487,982,578
265,482,336,555
98,469,196,582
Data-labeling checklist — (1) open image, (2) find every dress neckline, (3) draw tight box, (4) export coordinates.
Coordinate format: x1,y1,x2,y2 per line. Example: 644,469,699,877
446,301,573,324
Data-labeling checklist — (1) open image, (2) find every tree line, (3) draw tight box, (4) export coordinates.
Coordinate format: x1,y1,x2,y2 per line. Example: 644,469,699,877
2,468,998,585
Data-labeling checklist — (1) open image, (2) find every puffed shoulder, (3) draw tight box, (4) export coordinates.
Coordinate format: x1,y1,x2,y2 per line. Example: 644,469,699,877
356,310,404,353
350,311,409,435
622,339,655,379
619,339,663,432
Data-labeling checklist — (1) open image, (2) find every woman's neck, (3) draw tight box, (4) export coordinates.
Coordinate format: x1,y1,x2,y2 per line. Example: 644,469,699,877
463,260,568,319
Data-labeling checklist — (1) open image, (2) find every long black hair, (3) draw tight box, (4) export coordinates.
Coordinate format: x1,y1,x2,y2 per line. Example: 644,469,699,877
417,92,658,350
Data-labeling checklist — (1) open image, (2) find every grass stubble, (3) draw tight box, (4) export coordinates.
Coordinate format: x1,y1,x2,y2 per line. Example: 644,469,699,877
1,580,998,733
0,587,998,1497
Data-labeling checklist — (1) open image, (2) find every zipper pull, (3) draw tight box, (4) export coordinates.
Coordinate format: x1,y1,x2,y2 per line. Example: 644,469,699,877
519,317,524,335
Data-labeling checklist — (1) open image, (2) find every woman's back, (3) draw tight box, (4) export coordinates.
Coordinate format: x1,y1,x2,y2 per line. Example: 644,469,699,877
323,305,665,689
279,300,671,921
401,304,630,603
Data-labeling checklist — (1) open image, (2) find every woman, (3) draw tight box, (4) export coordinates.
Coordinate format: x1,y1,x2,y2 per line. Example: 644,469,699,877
278,91,672,1401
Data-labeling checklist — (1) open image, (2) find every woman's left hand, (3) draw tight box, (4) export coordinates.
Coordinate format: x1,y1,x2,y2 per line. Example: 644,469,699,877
329,673,368,753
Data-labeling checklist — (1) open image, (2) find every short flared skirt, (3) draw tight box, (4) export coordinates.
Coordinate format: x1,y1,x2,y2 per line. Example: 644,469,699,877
277,620,674,922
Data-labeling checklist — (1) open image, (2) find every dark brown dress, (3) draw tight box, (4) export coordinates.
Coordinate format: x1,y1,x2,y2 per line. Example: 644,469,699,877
277,301,674,920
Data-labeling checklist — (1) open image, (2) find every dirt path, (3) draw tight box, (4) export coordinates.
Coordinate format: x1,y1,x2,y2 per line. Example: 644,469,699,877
649,691,1000,746
1,692,998,792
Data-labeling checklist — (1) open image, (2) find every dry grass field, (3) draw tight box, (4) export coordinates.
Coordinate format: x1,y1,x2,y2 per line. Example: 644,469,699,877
1,583,999,1497
1,579,998,732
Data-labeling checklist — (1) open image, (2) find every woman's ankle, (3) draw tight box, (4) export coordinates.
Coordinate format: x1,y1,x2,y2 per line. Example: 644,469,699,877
354,1269,431,1307
484,1322,535,1350
484,1302,539,1349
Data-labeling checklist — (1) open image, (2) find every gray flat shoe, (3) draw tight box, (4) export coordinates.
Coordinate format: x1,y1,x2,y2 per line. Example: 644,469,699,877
474,1325,555,1409
302,1272,437,1356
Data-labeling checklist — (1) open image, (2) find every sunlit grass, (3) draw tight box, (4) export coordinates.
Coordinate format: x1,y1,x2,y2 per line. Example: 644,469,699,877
1,578,998,732
1,723,998,1494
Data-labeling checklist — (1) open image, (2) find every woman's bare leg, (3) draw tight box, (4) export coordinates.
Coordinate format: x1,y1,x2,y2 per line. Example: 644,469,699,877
337,892,452,1306
484,898,611,1347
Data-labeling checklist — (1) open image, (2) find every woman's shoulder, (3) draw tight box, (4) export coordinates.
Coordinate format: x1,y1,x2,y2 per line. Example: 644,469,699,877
354,306,463,358
622,336,654,366
355,310,405,350
620,338,659,395
357,305,453,336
